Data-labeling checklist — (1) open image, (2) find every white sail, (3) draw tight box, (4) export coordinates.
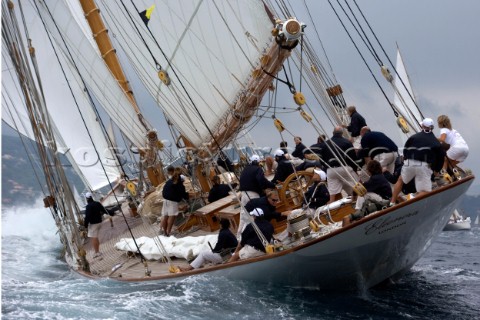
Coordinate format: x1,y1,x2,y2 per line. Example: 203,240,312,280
393,48,423,135
95,0,277,148
33,0,149,148
2,1,120,191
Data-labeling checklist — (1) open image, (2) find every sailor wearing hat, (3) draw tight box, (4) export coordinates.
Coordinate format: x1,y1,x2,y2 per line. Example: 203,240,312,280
271,149,294,183
228,208,274,262
303,169,330,215
237,154,276,238
391,118,445,204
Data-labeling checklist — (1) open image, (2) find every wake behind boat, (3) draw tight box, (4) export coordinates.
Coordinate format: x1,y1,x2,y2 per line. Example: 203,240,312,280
1,0,474,290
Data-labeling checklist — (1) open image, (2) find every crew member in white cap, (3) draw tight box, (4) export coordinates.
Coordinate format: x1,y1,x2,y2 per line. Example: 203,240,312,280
228,208,274,262
237,154,275,238
303,168,330,216
390,118,445,204
244,189,290,222
83,192,109,258
179,218,238,272
271,149,294,183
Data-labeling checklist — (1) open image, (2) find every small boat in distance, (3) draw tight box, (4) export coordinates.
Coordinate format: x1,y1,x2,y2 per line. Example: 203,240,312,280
443,209,472,231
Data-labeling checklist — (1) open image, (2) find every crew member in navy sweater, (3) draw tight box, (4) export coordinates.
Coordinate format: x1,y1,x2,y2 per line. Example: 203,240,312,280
391,118,445,204
161,167,189,236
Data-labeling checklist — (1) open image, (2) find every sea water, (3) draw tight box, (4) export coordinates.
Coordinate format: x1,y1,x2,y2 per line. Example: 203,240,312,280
2,201,479,320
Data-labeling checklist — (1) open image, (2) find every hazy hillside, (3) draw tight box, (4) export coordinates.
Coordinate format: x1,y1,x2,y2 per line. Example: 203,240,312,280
2,134,83,208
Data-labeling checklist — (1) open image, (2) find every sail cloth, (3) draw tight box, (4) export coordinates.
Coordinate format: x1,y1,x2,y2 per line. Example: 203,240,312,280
115,234,218,260
393,48,423,135
33,0,148,149
96,0,277,148
2,0,120,191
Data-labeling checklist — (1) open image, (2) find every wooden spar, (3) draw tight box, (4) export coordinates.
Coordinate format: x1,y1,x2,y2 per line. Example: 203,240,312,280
79,0,166,186
78,0,148,130
188,41,292,192
200,42,291,157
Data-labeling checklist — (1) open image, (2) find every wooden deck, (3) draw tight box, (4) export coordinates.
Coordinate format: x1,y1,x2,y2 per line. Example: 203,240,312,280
80,194,354,280
83,212,211,279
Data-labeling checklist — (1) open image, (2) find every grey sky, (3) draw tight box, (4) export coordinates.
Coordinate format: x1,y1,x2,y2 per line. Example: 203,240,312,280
249,0,480,194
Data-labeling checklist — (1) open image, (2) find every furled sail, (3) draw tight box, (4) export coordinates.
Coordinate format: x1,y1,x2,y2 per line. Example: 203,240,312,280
95,0,289,150
2,0,120,191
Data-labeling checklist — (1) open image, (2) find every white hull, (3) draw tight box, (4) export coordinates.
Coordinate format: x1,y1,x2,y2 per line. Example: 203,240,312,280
192,178,473,289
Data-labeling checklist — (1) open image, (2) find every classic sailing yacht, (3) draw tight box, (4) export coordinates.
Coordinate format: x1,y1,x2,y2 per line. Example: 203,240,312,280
2,0,474,289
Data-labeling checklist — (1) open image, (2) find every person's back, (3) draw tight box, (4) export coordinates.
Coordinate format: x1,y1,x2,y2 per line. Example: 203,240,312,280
208,176,231,203
346,106,367,138
162,176,188,202
441,128,466,147
239,160,275,195
272,156,294,183
241,218,274,252
320,133,358,169
360,131,398,158
244,195,284,222
364,173,392,199
84,199,105,226
213,225,238,254
404,130,444,172
208,184,230,203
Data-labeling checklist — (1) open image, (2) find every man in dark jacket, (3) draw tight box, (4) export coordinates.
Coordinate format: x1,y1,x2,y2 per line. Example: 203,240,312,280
391,118,445,203
359,126,398,174
84,192,109,258
228,208,274,262
291,136,306,160
271,149,294,183
162,168,189,236
342,106,367,150
303,169,330,212
244,189,288,223
179,218,238,271
208,175,232,203
237,154,276,237
297,135,325,171
319,126,360,203
344,160,392,226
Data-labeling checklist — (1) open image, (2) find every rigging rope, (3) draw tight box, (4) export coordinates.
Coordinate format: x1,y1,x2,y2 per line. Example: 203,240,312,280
35,1,151,266
327,0,398,118
352,0,423,117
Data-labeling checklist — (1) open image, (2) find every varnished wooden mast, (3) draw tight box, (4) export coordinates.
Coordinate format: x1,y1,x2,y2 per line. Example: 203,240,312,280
79,0,148,130
79,0,165,185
